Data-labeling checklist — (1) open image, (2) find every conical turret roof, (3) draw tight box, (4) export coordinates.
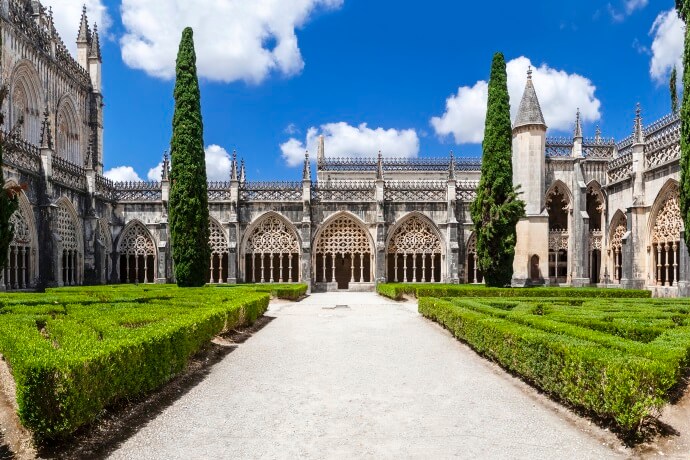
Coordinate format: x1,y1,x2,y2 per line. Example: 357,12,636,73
513,68,546,129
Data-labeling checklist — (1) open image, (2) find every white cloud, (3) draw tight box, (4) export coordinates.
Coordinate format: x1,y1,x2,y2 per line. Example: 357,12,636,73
608,0,648,22
280,123,420,167
431,56,601,144
42,0,110,56
104,166,142,182
650,9,684,83
120,0,342,83
146,145,232,181
625,0,648,14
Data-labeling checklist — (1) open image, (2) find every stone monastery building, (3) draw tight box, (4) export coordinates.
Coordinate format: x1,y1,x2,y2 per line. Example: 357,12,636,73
1,0,686,295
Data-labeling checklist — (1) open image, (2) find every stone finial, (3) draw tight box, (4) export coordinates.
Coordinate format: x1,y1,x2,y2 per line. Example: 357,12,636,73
377,150,384,180
573,108,582,139
230,150,238,181
161,151,170,181
89,23,101,60
39,106,52,150
317,134,325,166
77,5,90,43
239,159,246,183
595,125,602,142
633,103,645,145
303,151,311,181
449,150,456,180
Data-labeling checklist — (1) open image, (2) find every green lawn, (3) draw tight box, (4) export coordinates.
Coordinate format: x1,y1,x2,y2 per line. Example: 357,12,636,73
419,296,690,433
0,284,286,440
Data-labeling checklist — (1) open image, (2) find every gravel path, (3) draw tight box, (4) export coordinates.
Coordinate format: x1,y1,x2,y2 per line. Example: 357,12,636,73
108,292,626,459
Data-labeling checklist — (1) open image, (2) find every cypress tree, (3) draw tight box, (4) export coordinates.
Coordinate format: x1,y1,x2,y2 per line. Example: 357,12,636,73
169,27,210,287
470,52,525,287
671,65,679,113
678,2,690,256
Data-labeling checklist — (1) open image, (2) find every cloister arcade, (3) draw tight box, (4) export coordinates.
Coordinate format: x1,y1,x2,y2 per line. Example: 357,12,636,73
117,221,156,284
649,183,683,287
609,212,627,283
314,214,374,289
465,233,484,284
10,63,43,145
546,182,571,284
587,183,605,284
386,214,443,283
243,214,301,284
3,189,38,290
56,198,83,286
209,218,230,284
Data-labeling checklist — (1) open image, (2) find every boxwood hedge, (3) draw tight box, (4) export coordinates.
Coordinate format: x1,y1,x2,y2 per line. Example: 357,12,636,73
0,285,269,440
419,297,690,433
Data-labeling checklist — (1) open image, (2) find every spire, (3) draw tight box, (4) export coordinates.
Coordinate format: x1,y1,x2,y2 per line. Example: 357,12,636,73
39,106,52,150
595,125,602,142
317,135,325,165
448,151,456,180
377,151,384,180
514,67,546,129
303,151,311,181
230,150,238,181
161,151,170,181
573,108,582,139
89,23,101,60
239,159,246,183
633,103,645,145
77,5,90,43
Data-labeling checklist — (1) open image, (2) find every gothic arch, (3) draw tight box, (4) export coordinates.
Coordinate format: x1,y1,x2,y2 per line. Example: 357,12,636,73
117,220,157,283
385,212,443,283
10,61,43,145
96,218,112,284
465,232,483,284
55,197,84,286
3,180,38,289
313,212,375,289
55,95,81,165
241,212,301,283
208,217,230,283
648,180,683,287
609,210,627,283
545,180,572,283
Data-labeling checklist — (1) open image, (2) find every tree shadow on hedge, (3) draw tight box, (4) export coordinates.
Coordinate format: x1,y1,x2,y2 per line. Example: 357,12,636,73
36,316,276,459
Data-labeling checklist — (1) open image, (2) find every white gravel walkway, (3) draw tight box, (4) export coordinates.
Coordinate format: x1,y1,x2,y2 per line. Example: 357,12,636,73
108,292,626,459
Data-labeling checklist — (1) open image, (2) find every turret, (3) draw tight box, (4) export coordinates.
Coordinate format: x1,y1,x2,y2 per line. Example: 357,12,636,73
512,67,547,216
632,104,646,203
88,23,102,93
76,5,90,70
572,109,583,158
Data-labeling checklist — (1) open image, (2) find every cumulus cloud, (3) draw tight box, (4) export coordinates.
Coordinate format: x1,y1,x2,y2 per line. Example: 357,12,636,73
120,0,342,83
608,0,648,22
104,166,142,182
42,0,110,56
650,9,684,83
147,145,233,181
431,56,601,144
280,123,420,167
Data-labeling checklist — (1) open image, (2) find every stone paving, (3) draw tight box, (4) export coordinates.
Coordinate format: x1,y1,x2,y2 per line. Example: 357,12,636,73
109,292,626,459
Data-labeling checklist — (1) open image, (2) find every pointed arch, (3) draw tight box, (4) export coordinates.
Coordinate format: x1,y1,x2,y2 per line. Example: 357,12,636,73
55,95,81,165
465,232,483,284
96,218,112,284
648,180,683,287
241,212,301,284
609,210,627,283
117,220,157,284
545,180,571,283
3,180,38,289
10,60,43,145
385,212,443,283
313,212,375,289
56,197,84,286
208,217,229,283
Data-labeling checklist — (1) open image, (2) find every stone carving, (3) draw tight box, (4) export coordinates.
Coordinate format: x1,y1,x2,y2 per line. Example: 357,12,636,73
315,215,372,255
118,222,155,256
10,209,31,245
57,204,79,251
388,216,442,255
209,219,229,255
652,187,682,245
246,216,299,255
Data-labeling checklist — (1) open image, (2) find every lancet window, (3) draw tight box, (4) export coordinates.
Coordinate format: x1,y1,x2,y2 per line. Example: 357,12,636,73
57,203,82,286
118,221,156,284
609,213,627,283
587,185,605,284
314,215,373,289
547,184,570,283
465,233,483,284
651,187,683,287
11,72,41,145
245,215,300,284
386,215,442,283
4,207,34,290
97,219,112,284
56,102,80,165
209,219,229,284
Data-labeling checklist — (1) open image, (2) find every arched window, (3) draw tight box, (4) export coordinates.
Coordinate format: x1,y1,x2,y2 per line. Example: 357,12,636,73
314,214,373,289
4,196,37,290
57,201,83,286
387,215,442,283
96,219,112,284
11,64,42,145
209,219,229,284
587,184,605,284
245,215,300,284
651,185,683,287
466,233,483,284
609,212,627,283
118,221,156,284
56,99,81,165
546,183,571,283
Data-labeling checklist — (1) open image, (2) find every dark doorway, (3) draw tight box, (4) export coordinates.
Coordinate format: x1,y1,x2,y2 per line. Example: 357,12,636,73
530,255,540,282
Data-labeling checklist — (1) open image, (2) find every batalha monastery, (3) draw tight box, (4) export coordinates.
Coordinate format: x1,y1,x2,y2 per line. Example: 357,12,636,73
1,1,687,296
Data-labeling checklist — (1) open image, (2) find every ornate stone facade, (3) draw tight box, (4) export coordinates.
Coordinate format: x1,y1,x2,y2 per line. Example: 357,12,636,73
1,1,687,296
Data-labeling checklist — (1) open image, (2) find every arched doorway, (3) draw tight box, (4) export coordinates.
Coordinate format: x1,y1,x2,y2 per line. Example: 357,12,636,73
466,233,484,284
650,183,683,287
546,183,571,284
609,212,627,283
314,214,374,290
3,186,38,290
387,215,443,283
208,218,229,283
530,255,541,283
118,221,156,283
56,198,83,286
244,214,300,283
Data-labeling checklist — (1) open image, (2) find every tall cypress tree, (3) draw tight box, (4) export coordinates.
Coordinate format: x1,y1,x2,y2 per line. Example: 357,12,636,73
671,65,679,113
678,2,690,256
470,53,525,287
169,27,210,287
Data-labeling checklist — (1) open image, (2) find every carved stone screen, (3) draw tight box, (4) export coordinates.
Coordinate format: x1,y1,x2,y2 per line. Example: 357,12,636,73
651,187,682,287
244,215,300,283
118,221,156,284
209,219,229,283
315,215,373,289
57,203,82,286
386,215,442,283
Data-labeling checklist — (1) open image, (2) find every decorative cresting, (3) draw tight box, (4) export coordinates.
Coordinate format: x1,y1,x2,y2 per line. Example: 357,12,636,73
465,233,484,284
387,215,442,283
651,185,683,287
314,214,374,288
118,221,156,284
645,113,680,169
608,152,633,183
609,213,627,283
57,201,83,286
5,205,34,290
245,215,300,283
384,181,446,202
208,219,229,284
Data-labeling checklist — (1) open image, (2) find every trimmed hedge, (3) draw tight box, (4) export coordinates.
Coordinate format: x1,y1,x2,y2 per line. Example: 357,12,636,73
220,283,308,301
0,286,269,440
377,283,651,301
419,297,690,432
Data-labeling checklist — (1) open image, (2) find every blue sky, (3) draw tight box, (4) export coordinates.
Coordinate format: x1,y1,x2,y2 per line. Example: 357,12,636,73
45,0,684,182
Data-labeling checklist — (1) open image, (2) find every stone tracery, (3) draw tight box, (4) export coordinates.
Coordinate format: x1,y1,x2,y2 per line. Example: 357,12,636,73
245,215,300,283
4,203,34,290
387,215,442,283
57,201,82,286
465,233,483,284
609,213,627,283
315,215,373,288
651,185,683,287
208,219,229,283
118,221,156,283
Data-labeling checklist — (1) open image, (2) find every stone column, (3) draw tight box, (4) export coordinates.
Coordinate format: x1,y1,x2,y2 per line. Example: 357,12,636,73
677,231,690,296
302,173,312,292
228,175,240,284
621,207,646,289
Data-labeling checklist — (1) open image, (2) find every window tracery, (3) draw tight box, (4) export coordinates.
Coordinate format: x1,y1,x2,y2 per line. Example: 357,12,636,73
118,221,155,284
245,215,300,284
651,185,683,287
57,202,82,286
315,215,373,287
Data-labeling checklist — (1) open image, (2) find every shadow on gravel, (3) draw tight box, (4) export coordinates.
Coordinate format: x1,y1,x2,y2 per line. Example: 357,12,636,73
0,438,13,460
36,316,275,460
